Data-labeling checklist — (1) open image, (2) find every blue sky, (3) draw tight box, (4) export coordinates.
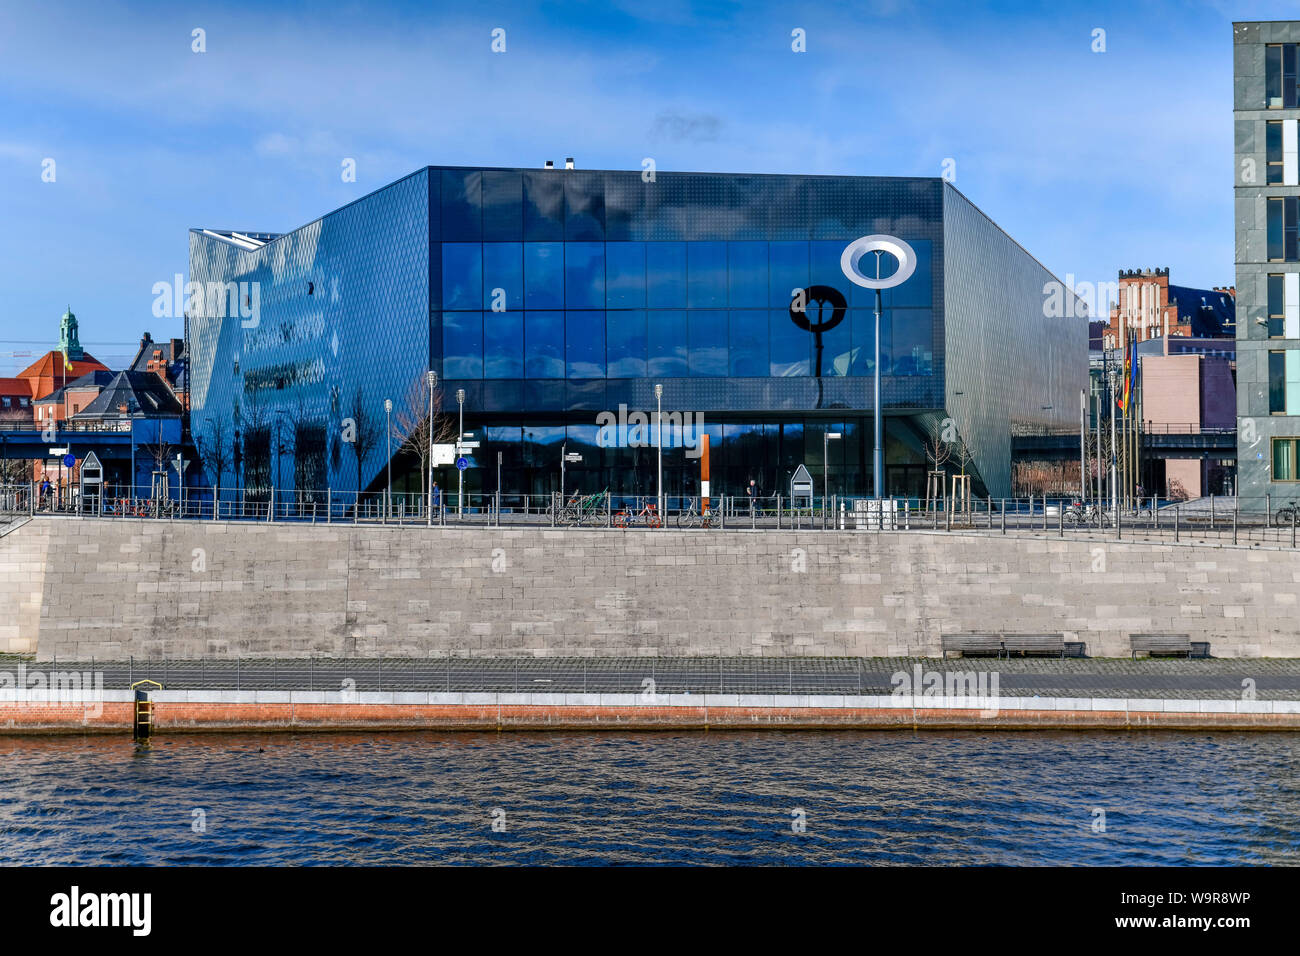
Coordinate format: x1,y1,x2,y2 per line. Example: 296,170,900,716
0,0,1278,373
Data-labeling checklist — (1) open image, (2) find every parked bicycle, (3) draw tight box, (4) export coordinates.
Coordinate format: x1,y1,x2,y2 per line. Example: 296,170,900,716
1062,500,1106,526
1276,499,1300,525
676,499,717,529
557,489,609,527
615,500,661,529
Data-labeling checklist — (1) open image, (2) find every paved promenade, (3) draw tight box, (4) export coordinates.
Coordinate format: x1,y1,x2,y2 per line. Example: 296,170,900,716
10,655,1300,701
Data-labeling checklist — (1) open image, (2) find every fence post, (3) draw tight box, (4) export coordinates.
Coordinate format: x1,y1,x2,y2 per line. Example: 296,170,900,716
1058,501,1063,537
1174,505,1180,543
1209,494,1215,532
551,492,557,528
1233,505,1238,545
1293,510,1296,549
1000,501,1006,535
1116,502,1121,540
269,487,274,523
945,502,950,532
1266,494,1272,529
327,488,331,524
777,495,782,530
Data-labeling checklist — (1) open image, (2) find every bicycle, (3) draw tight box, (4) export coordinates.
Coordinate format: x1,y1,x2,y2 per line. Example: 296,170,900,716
675,499,717,529
615,501,661,529
1276,499,1300,526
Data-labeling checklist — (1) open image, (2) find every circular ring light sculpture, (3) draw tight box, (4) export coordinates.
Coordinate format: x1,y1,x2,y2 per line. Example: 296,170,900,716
840,235,917,289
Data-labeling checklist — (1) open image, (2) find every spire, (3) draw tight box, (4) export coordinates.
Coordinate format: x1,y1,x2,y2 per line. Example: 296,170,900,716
59,305,84,361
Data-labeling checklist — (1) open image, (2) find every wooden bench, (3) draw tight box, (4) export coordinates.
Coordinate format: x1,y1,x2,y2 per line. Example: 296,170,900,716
941,633,1004,658
1130,634,1210,659
1001,633,1067,658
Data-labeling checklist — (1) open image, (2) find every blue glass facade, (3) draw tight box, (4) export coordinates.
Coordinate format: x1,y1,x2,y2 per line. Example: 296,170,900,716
188,166,1086,499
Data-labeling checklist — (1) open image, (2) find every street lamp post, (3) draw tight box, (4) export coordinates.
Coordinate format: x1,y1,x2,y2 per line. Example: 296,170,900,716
434,369,444,528
456,388,465,516
384,398,393,520
655,384,663,521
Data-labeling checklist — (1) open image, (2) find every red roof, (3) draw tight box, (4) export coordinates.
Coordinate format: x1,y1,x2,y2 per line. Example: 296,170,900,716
16,351,108,401
0,377,28,397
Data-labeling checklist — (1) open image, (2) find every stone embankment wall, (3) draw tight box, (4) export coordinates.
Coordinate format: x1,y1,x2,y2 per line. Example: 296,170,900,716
2,518,1297,660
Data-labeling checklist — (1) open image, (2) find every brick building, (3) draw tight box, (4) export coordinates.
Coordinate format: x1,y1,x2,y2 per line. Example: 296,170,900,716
1102,268,1235,349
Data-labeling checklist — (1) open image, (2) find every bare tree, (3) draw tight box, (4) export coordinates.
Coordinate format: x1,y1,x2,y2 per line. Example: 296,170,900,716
241,391,271,498
344,385,381,496
391,374,457,500
137,421,178,497
287,393,327,501
924,419,953,473
195,417,232,503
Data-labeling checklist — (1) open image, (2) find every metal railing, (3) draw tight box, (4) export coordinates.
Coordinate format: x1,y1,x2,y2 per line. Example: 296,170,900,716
5,485,1300,550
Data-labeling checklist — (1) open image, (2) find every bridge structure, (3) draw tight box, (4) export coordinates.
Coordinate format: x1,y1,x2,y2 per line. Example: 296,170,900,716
0,419,186,491
1012,424,1236,462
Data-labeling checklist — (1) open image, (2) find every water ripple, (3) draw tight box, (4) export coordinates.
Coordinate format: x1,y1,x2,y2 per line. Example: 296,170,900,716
0,730,1297,865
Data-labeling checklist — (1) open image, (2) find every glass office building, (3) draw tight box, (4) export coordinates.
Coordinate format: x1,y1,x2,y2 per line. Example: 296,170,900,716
188,166,1087,500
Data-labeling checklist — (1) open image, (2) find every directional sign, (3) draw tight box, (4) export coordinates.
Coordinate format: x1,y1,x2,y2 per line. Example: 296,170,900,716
456,457,469,471
63,454,75,468
49,447,69,456
564,453,582,462
456,441,481,450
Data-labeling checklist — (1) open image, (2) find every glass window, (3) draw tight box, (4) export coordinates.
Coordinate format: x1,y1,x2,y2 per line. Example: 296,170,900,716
524,243,564,308
1268,44,1283,108
885,239,933,308
850,310,880,376
443,312,483,379
770,309,811,377
810,241,854,311
1274,437,1299,480
523,173,564,241
1268,121,1285,184
442,243,482,311
1269,274,1286,337
482,243,522,311
769,241,809,308
728,310,768,377
687,242,727,308
1287,44,1298,109
440,170,482,241
1269,198,1286,261
818,307,853,377
647,310,687,377
484,310,523,378
688,310,727,376
606,242,646,308
524,311,565,378
889,309,934,376
565,175,604,240
482,171,523,241
646,242,686,308
607,310,647,378
727,242,768,308
1271,350,1286,413
566,311,605,378
564,242,605,309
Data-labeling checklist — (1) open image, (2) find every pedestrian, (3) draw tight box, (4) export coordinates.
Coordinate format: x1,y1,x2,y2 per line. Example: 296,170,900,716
432,482,441,511
747,478,758,515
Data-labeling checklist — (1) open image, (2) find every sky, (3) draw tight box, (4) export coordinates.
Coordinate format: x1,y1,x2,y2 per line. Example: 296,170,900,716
0,0,1284,373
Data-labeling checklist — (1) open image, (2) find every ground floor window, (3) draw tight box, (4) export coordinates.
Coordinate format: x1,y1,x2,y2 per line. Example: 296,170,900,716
1273,437,1300,481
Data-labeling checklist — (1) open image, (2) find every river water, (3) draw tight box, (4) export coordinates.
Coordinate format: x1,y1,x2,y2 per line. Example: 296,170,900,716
1,730,1297,865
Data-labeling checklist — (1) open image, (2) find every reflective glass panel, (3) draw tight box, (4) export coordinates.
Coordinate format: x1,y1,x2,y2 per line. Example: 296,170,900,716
442,243,482,311
687,242,727,308
524,311,565,378
482,243,522,311
443,312,483,379
647,310,687,377
566,311,606,379
524,243,564,307
646,242,687,308
607,310,647,378
564,242,605,309
484,310,523,379
606,242,646,308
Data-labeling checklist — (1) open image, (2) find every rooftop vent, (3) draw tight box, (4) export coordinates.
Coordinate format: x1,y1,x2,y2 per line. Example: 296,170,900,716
544,160,554,169
565,157,575,169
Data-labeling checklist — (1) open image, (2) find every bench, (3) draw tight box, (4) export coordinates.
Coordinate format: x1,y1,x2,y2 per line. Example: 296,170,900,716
941,633,1004,658
1001,633,1068,658
1130,634,1210,659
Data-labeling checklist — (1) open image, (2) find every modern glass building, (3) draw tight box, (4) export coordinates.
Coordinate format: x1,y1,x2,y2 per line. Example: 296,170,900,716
187,165,1086,501
1235,21,1300,501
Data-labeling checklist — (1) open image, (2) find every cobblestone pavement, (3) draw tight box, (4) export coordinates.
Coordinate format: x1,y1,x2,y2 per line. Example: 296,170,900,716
5,655,1300,700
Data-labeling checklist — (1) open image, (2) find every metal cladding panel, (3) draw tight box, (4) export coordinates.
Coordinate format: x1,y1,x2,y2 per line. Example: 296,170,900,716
941,183,1089,498
188,168,431,495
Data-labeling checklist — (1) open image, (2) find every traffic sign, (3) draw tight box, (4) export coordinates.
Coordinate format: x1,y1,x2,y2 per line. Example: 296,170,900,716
49,447,69,456
456,457,469,471
63,454,75,468
457,441,481,450
564,453,582,462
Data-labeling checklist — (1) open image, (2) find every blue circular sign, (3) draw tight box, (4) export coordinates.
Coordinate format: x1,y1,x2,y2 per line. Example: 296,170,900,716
456,457,469,471
63,454,75,468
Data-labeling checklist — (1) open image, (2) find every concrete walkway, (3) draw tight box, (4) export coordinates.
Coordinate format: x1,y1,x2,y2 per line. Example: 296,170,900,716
8,655,1300,701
